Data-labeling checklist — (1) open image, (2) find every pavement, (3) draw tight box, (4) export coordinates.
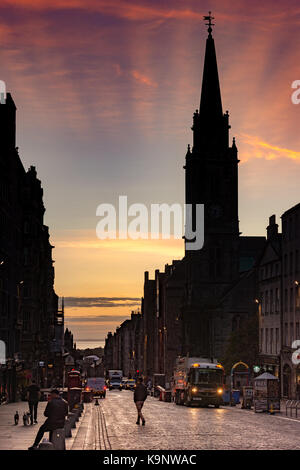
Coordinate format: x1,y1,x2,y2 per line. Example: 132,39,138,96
2,392,300,450
0,399,85,450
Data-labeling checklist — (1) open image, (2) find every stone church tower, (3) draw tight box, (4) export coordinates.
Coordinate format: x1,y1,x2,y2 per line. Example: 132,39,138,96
183,16,240,357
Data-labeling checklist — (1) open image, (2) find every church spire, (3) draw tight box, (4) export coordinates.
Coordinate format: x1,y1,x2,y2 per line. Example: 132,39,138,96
199,12,223,121
191,12,228,153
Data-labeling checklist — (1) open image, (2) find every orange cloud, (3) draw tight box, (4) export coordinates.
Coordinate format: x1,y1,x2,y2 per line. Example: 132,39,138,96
55,232,183,254
131,70,157,87
241,134,300,162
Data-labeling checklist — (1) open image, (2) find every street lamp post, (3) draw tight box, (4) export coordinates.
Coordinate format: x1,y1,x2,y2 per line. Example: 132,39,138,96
295,281,299,341
294,281,299,396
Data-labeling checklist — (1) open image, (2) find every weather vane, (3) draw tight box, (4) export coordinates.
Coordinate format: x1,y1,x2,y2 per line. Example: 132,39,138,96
203,11,215,35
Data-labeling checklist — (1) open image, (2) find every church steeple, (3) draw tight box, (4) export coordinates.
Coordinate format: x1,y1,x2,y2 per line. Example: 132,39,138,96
199,21,223,122
185,12,239,254
192,13,229,153
182,13,240,361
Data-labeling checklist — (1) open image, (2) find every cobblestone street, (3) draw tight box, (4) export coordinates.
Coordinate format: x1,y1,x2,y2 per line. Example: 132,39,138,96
96,391,300,450
2,391,300,450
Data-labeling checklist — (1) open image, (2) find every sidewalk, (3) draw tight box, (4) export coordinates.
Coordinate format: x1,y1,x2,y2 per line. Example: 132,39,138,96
0,400,47,450
224,399,300,422
0,400,86,450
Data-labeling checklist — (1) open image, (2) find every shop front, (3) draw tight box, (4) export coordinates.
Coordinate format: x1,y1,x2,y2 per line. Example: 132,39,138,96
257,355,280,378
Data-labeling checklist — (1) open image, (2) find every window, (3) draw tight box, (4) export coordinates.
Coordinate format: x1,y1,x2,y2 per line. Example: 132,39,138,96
276,328,279,354
232,315,241,332
270,328,273,354
24,221,30,234
270,290,273,313
23,285,31,298
284,289,288,312
265,291,269,314
24,247,29,266
284,254,288,276
275,288,279,313
289,217,293,241
23,312,31,332
265,329,269,354
283,219,287,241
296,285,300,308
290,288,294,312
290,252,294,275
290,322,294,344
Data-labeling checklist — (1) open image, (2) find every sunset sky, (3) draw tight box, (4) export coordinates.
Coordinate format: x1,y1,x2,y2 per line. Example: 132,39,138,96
1,0,300,347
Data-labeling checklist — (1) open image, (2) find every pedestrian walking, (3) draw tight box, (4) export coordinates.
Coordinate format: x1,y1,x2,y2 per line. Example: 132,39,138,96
27,379,41,425
134,377,147,425
28,389,68,450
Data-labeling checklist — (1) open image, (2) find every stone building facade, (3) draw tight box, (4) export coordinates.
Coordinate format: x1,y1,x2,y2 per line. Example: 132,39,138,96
0,93,65,400
256,207,300,398
104,312,143,379
280,204,300,398
257,215,282,378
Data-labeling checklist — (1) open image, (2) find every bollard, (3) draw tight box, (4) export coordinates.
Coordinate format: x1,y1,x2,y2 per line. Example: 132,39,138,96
95,398,99,406
72,408,80,421
38,438,54,450
78,402,84,412
50,428,66,450
64,418,72,438
68,412,76,429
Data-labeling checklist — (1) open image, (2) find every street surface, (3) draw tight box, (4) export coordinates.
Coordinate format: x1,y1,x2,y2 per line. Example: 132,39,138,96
1,391,300,450
72,391,300,450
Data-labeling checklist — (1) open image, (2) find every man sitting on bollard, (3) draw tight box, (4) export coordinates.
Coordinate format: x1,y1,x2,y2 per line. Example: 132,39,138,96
28,389,68,450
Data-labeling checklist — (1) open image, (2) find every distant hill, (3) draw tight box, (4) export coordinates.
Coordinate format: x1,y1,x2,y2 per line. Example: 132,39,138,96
77,346,104,358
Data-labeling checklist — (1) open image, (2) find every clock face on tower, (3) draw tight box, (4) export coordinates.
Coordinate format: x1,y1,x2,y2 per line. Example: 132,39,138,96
208,204,223,219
